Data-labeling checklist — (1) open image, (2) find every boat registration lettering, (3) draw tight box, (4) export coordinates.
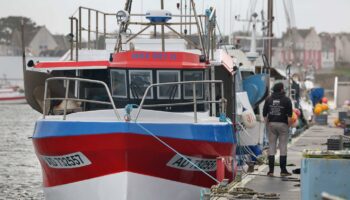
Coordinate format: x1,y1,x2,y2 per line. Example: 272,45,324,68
167,155,216,171
41,152,91,169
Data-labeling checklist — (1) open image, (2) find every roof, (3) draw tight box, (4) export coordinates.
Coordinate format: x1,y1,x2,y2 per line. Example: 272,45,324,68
282,27,313,40
297,29,312,38
109,51,206,69
33,51,206,71
319,32,335,50
53,35,70,50
11,26,52,47
10,28,38,47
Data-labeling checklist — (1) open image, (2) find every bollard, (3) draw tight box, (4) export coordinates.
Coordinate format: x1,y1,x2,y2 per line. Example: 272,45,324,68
216,157,225,182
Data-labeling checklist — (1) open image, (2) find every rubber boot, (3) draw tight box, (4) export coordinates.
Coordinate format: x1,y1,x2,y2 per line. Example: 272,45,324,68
267,155,275,176
280,156,292,176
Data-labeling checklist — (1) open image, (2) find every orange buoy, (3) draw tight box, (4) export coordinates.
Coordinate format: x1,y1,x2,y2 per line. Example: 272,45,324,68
321,103,329,111
292,112,298,123
314,106,322,115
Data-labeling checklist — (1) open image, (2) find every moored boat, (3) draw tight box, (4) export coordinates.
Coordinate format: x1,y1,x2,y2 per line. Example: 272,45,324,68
25,1,237,199
0,86,26,104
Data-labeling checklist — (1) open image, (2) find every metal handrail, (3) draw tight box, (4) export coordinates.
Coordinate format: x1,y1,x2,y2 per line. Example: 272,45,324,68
73,6,209,53
43,77,121,120
135,80,225,123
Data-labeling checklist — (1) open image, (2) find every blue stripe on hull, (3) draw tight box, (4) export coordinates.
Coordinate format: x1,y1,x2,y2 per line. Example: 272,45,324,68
33,120,236,143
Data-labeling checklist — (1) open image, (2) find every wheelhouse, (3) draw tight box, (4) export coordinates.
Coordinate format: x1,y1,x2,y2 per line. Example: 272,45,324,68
32,51,212,113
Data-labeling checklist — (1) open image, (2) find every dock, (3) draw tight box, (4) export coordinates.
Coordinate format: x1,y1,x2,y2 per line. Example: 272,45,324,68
242,124,343,200
206,111,348,200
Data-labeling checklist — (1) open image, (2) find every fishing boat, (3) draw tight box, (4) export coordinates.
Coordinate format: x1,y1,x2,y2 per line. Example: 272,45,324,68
0,86,26,104
0,77,26,104
24,1,237,199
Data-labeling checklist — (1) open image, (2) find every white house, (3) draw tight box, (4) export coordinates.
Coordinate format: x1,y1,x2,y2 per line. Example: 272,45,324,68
335,34,350,63
28,26,58,56
319,32,335,70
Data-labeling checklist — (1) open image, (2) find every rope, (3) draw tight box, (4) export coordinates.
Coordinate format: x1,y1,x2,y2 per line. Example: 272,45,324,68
215,22,228,54
134,122,221,184
237,122,262,158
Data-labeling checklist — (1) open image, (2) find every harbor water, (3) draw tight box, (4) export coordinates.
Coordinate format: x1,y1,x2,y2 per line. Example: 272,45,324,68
0,104,43,200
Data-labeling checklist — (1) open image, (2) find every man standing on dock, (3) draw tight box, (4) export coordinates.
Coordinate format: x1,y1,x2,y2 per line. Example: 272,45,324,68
263,82,293,177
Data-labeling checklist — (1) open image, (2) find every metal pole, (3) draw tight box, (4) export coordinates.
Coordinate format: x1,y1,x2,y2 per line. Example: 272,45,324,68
232,69,237,136
104,14,106,39
185,0,187,34
63,80,70,120
220,82,225,114
88,9,91,49
20,18,27,100
43,80,48,119
190,0,206,57
207,16,210,61
189,0,192,35
79,7,82,49
96,11,99,49
266,0,273,66
180,0,183,34
161,0,165,51
211,29,215,60
210,64,216,116
193,83,197,123
70,17,74,60
75,18,79,61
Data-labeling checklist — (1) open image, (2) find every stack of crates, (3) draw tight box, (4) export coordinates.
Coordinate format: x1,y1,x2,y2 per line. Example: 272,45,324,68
327,135,350,150
345,119,350,136
314,114,328,125
340,111,350,135
338,111,350,135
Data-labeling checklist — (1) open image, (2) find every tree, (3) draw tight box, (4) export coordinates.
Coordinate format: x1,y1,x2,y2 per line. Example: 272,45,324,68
0,16,38,45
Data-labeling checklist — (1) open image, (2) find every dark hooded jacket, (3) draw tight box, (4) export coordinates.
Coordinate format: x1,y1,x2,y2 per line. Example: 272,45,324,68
263,92,293,124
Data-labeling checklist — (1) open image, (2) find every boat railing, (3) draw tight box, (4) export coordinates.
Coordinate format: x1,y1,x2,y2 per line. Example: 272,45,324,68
43,77,121,120
69,6,209,61
135,80,226,123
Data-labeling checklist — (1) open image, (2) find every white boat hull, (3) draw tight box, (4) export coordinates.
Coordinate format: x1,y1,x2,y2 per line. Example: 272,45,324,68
44,172,205,200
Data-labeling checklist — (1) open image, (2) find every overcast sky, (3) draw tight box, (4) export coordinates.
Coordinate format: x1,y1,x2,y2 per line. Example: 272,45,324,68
1,0,349,37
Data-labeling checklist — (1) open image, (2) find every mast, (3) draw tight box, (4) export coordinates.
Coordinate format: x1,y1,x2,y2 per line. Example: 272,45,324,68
21,19,26,97
161,0,165,51
265,0,273,66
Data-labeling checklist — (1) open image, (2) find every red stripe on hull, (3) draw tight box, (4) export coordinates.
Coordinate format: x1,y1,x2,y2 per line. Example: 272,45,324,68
33,133,235,188
0,96,25,101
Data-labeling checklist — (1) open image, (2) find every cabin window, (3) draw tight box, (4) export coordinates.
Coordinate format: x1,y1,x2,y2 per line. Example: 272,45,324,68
129,70,153,99
111,70,127,98
183,71,203,99
157,70,180,99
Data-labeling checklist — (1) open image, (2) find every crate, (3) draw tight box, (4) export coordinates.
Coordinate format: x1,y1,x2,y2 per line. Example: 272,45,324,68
345,128,350,136
327,135,350,150
338,111,348,122
314,114,328,125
